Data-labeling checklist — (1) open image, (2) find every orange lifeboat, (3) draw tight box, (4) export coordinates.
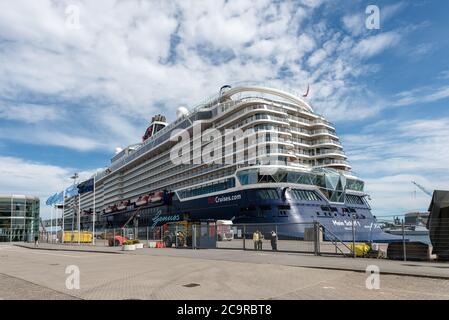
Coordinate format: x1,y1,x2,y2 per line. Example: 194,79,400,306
136,195,149,207
117,200,130,211
150,191,164,203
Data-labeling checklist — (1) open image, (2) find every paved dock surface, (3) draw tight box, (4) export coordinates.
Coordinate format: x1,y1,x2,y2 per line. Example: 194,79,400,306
1,244,449,300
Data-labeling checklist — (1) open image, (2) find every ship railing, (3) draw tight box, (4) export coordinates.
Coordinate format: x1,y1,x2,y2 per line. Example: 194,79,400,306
319,223,354,256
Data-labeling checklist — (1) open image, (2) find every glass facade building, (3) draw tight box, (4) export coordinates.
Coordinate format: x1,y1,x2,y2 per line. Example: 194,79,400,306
0,195,40,242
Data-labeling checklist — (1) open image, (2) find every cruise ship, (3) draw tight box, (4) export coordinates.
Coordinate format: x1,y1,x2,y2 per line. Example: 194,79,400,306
63,84,399,242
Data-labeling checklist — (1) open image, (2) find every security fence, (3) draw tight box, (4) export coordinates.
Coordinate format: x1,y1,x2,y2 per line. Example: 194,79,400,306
33,215,449,262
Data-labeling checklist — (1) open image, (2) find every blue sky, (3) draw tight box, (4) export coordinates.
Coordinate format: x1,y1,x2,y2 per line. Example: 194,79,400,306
1,0,449,219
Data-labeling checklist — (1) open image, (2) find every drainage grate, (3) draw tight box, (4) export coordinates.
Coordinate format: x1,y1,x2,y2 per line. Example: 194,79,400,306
183,283,200,288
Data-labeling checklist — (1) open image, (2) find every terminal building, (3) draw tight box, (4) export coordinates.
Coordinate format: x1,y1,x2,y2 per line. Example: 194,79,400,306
0,194,40,242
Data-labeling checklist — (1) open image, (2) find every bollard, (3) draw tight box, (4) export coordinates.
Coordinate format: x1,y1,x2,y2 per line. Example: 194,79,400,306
352,215,356,258
192,224,196,250
314,222,321,256
175,225,178,248
243,224,246,250
402,219,407,261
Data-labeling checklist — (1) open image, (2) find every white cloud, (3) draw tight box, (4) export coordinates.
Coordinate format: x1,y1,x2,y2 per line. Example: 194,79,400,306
353,32,401,58
0,0,430,162
0,126,104,152
0,156,70,219
382,2,407,21
342,13,365,36
0,0,405,139
0,103,62,123
0,156,100,219
394,85,449,106
343,118,449,216
307,48,327,67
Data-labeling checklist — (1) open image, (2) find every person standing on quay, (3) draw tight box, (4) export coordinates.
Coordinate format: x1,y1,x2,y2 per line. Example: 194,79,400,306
253,230,260,250
270,231,278,251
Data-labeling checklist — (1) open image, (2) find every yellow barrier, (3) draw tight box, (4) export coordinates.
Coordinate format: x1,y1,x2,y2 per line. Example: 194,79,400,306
63,231,93,243
348,243,371,257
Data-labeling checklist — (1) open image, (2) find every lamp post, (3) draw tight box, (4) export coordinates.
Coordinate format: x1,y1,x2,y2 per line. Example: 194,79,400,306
70,173,78,242
92,172,97,246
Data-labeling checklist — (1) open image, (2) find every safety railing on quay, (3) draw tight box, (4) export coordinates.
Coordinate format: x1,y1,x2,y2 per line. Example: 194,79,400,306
31,215,449,262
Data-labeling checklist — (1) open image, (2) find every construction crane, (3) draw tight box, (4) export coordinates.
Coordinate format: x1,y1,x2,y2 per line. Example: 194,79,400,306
411,181,433,197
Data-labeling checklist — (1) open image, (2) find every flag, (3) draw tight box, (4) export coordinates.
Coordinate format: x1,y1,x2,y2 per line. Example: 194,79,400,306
46,193,57,206
53,191,64,205
65,184,79,197
78,178,94,194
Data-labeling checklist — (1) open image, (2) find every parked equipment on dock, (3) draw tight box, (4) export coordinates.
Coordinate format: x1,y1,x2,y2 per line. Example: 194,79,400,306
63,231,93,243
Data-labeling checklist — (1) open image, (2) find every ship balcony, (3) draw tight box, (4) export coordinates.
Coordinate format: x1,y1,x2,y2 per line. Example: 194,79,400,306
310,150,347,159
295,108,319,119
215,104,287,129
290,138,311,147
309,129,338,139
310,119,335,130
239,117,290,131
289,116,336,130
290,128,312,137
314,159,351,169
311,139,342,148
295,151,311,159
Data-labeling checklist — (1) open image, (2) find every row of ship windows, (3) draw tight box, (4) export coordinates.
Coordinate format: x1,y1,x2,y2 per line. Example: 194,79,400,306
237,205,366,219
101,165,235,205
121,167,236,203
118,164,231,199
177,178,236,199
345,194,365,205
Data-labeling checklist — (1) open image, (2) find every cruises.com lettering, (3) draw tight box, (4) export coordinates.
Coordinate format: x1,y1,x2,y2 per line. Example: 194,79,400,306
208,194,242,204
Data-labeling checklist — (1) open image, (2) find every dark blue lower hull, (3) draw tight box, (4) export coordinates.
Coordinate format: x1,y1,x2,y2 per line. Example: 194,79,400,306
101,187,403,243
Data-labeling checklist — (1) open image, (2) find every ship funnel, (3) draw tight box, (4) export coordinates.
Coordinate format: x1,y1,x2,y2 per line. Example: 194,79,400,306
142,114,168,142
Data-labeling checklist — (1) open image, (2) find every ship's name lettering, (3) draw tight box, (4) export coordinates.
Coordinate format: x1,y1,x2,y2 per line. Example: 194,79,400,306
153,214,180,224
332,220,361,227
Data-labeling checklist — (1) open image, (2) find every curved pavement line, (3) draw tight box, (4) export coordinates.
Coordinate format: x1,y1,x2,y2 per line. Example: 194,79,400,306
294,265,449,281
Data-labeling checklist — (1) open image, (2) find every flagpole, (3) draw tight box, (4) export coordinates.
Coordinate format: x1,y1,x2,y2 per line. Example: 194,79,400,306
50,206,54,243
78,193,81,245
92,174,96,246
62,190,65,244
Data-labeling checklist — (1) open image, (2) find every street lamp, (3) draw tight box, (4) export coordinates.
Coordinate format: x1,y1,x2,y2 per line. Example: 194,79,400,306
70,173,78,235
